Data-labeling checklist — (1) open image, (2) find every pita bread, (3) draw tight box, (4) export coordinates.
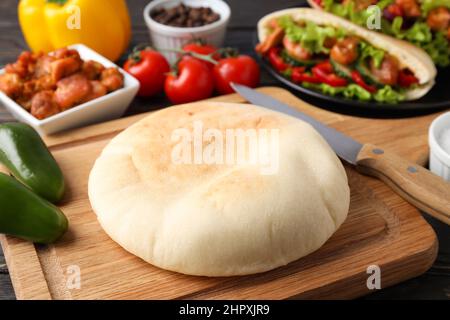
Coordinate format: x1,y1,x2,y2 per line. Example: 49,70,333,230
88,102,350,276
258,8,437,100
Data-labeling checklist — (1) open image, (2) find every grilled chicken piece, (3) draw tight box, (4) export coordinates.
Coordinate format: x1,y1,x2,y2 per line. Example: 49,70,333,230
0,73,23,98
82,60,105,80
427,7,450,32
54,73,92,110
283,36,312,61
101,68,124,92
370,55,400,86
255,20,285,55
31,90,60,120
331,37,360,65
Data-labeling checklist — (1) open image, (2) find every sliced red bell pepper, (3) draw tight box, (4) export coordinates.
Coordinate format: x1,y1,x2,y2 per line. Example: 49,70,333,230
291,67,321,84
314,60,334,74
268,47,289,72
351,71,377,93
312,63,348,87
398,69,419,88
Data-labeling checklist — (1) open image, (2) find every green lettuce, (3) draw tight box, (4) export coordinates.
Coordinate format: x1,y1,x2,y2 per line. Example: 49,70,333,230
387,18,432,43
423,31,450,67
302,82,405,103
387,17,450,66
373,86,406,103
322,0,393,26
359,41,385,68
303,83,372,102
277,16,345,54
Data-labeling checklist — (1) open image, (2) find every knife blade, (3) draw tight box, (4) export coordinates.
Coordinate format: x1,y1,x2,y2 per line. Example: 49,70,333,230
230,83,450,226
230,83,362,165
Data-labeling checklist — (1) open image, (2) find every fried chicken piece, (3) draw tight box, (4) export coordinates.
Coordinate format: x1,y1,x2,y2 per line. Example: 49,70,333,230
82,60,105,80
51,48,81,60
0,73,23,98
82,81,107,103
34,54,55,78
101,68,124,92
4,51,38,78
54,73,92,110
50,57,83,82
30,90,60,120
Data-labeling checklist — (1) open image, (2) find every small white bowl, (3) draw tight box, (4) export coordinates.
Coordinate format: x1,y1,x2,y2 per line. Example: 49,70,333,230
144,0,231,63
0,44,140,136
429,112,450,181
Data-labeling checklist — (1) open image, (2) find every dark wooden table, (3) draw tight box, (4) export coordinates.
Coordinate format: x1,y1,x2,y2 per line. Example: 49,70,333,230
1,0,449,300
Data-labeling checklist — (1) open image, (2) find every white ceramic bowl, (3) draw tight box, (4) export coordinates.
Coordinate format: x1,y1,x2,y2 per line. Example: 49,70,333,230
429,112,450,182
0,44,140,136
144,0,231,63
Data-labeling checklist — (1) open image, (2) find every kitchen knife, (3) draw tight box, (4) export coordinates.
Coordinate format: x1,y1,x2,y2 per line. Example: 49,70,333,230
231,83,450,226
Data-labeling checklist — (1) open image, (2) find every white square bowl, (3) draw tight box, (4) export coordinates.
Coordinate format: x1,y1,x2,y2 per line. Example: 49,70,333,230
0,44,140,135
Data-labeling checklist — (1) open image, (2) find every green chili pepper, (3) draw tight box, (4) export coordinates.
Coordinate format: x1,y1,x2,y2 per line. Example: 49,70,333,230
0,173,68,244
0,123,65,203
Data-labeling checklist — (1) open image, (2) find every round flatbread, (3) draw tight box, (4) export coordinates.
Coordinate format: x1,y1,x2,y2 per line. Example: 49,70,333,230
88,102,350,276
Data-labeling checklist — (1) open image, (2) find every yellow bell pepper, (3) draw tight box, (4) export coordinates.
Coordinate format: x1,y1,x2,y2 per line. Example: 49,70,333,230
18,0,131,61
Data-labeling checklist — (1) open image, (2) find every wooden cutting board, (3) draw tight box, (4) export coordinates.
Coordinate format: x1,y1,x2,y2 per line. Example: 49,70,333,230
0,87,439,300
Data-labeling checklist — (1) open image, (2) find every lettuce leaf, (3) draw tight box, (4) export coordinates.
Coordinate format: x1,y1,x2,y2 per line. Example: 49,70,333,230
373,86,406,103
359,41,385,68
322,0,393,26
277,16,345,54
386,17,450,66
389,18,433,43
302,82,404,103
423,31,450,67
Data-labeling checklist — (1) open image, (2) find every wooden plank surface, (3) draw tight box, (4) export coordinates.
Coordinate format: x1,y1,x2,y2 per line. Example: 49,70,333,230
0,87,438,300
0,0,449,300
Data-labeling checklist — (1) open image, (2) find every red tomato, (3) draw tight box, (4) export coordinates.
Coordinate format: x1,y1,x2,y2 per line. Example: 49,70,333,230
165,57,214,104
182,42,219,69
213,55,260,94
124,49,170,97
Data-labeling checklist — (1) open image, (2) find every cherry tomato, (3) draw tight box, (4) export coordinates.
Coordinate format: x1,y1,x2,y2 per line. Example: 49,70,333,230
124,49,170,97
165,57,214,104
213,55,260,94
182,42,219,69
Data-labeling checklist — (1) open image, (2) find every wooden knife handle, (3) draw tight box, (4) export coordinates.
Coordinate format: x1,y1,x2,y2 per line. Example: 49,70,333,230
356,144,450,226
